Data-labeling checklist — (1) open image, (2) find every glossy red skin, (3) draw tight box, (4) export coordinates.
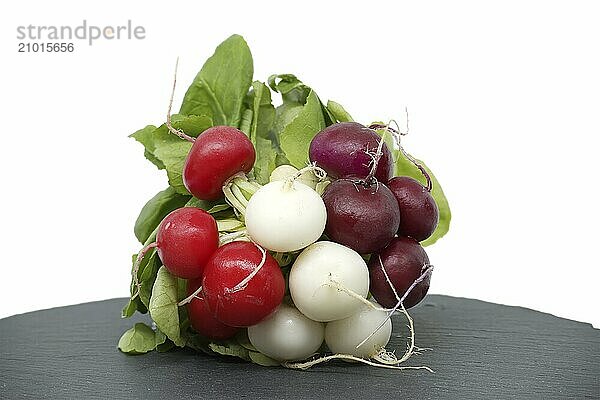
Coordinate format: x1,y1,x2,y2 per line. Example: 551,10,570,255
156,207,219,279
368,237,431,309
202,241,285,328
186,279,239,340
388,176,439,242
309,122,393,183
183,126,256,200
322,179,400,254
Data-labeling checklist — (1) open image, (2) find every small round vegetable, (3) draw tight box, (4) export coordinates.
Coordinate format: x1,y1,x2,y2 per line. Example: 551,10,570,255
202,241,285,327
368,237,431,309
269,165,320,189
322,179,400,254
155,207,219,279
325,300,392,358
186,279,239,340
309,122,393,182
289,241,369,322
388,176,439,241
248,304,325,361
183,126,256,200
245,180,327,252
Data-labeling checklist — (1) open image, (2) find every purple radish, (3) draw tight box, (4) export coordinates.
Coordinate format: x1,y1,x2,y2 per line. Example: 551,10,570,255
388,176,439,242
309,122,393,183
368,236,431,309
322,179,400,254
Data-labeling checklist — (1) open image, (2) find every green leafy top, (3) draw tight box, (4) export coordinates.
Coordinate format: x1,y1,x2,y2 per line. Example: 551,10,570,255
180,34,253,127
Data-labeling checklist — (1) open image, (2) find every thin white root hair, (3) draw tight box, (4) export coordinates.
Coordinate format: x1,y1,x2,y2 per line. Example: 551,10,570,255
228,242,267,293
372,348,400,365
283,354,433,372
364,129,387,183
379,255,400,303
371,112,433,192
394,305,417,365
325,275,386,311
356,265,434,349
178,285,203,306
166,58,196,143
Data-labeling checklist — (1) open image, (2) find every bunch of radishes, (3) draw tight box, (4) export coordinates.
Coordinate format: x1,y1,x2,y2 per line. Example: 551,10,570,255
125,122,435,366
119,35,450,370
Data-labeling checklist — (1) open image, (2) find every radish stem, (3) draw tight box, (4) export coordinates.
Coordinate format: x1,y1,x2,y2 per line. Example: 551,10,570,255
166,58,196,143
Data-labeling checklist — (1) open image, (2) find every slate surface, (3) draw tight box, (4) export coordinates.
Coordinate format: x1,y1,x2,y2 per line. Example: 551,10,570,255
1,295,598,399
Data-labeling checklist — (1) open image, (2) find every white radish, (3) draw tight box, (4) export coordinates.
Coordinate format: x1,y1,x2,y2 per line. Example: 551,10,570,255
289,241,369,322
269,165,320,189
325,300,392,358
248,303,325,361
245,180,326,252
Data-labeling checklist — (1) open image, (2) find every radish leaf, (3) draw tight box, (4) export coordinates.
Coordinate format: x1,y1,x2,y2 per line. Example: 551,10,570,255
180,35,253,128
278,90,325,168
118,323,159,355
149,267,185,347
394,153,451,246
130,114,212,195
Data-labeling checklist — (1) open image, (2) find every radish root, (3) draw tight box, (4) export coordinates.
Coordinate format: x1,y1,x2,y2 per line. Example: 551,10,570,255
283,353,433,372
178,285,203,306
356,264,434,349
228,242,267,293
369,112,433,192
284,266,435,372
323,275,385,311
364,122,388,184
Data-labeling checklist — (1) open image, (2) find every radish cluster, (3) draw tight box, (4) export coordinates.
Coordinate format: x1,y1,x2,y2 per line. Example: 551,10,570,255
126,117,438,365
127,120,440,367
122,36,448,370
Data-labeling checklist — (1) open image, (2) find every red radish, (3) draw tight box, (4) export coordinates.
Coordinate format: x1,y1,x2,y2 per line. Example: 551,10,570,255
309,122,393,182
186,279,239,340
154,207,219,279
202,241,285,327
368,236,431,309
321,179,400,254
183,126,256,200
388,176,439,242
133,207,218,289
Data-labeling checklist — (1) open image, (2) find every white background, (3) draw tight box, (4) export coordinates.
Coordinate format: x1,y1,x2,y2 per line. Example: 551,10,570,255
1,1,598,327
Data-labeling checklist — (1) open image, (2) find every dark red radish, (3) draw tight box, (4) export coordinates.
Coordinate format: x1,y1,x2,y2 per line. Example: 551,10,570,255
202,241,285,327
368,236,431,309
186,279,239,340
309,122,393,183
388,176,439,242
155,207,219,279
322,179,400,254
183,126,256,200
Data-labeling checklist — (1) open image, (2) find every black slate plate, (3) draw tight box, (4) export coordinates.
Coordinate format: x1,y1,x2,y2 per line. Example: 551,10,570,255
1,295,598,399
